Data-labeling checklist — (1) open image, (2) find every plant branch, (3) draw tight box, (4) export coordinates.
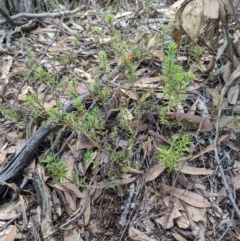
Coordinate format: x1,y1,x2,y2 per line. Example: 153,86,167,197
213,83,240,218
0,6,86,25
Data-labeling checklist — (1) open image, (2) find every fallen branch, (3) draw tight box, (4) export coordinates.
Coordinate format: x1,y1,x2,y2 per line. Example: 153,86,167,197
0,5,86,25
0,91,89,195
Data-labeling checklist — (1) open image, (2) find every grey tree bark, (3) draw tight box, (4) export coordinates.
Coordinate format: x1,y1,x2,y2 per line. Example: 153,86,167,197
0,0,41,15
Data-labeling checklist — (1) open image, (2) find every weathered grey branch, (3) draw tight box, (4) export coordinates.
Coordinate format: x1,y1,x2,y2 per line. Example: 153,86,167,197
0,5,86,25
0,91,90,195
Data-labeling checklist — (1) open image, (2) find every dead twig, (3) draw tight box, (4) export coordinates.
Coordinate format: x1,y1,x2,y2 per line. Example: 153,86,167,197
43,189,89,239
0,213,22,231
0,6,86,25
0,7,17,26
119,180,142,241
213,83,240,218
216,210,234,241
119,183,135,227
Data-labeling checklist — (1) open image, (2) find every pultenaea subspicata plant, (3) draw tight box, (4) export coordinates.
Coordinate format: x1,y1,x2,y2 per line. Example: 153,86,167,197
161,42,195,112
156,134,192,172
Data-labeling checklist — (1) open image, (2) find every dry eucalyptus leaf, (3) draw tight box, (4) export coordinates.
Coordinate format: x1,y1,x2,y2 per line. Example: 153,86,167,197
129,226,157,241
184,204,206,223
145,163,166,183
209,88,220,106
174,0,192,30
172,232,188,241
147,35,157,49
0,199,21,219
133,76,161,87
204,19,219,42
170,0,187,11
1,57,13,79
203,0,219,19
121,89,138,100
155,205,182,229
0,57,13,95
179,163,214,175
84,196,91,226
175,214,190,229
172,27,182,49
227,85,239,105
228,64,240,84
189,135,228,161
149,49,165,60
219,0,234,24
4,182,22,194
164,113,213,132
216,41,228,60
216,175,240,204
181,0,204,41
0,225,17,241
222,62,232,83
18,86,34,100
161,184,212,208
6,132,24,143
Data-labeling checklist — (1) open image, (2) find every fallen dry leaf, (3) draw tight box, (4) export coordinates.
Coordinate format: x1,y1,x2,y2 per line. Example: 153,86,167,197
227,63,240,84
227,85,239,105
149,49,165,60
89,220,104,235
179,163,214,175
5,132,24,144
0,57,13,95
175,212,190,229
155,205,182,229
115,11,132,19
172,232,188,241
164,113,213,132
133,120,148,132
216,41,228,60
63,183,85,199
147,35,157,49
18,86,35,100
184,204,206,223
0,225,17,241
129,226,157,241
222,61,232,83
1,57,13,79
216,174,240,204
145,163,166,183
172,27,182,49
121,88,138,100
84,196,91,226
203,0,219,19
181,0,204,41
3,182,22,194
0,199,21,219
107,177,136,186
133,76,161,87
163,196,185,210
64,191,76,211
161,184,212,208
209,88,220,106
188,97,198,115
189,135,228,161
170,0,187,11
175,0,192,30
63,224,80,241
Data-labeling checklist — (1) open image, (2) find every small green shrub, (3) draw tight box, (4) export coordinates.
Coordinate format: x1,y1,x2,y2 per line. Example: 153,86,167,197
40,154,68,181
161,42,195,112
105,14,115,24
156,134,192,172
